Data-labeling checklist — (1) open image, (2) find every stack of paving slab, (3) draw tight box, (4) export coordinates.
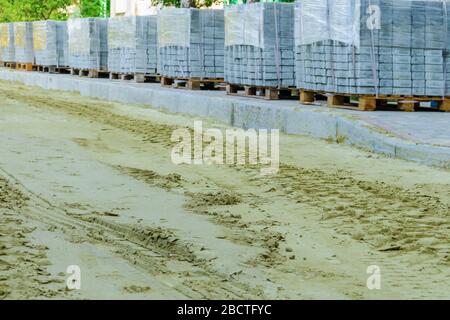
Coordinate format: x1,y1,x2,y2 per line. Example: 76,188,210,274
295,0,450,97
158,8,225,79
108,15,158,75
57,21,69,66
68,18,108,71
224,3,295,88
33,20,69,67
0,23,15,62
14,22,34,63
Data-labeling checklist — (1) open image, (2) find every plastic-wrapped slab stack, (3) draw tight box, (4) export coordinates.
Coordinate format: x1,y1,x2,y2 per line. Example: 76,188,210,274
56,21,69,66
68,18,108,71
158,8,225,79
224,3,295,88
33,20,69,67
0,23,15,62
295,0,450,97
108,15,158,75
14,22,34,63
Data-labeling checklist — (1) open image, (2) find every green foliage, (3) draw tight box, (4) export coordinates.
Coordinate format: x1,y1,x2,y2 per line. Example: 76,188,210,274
150,0,294,7
151,0,221,8
0,0,15,22
0,0,72,22
0,0,110,22
223,0,295,3
79,0,110,18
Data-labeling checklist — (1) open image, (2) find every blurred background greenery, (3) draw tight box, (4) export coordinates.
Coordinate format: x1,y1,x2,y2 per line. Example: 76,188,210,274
0,0,295,22
0,0,110,21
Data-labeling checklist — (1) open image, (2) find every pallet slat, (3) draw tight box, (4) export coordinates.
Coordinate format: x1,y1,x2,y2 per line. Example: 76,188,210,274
2,62,31,71
4,62,16,69
160,76,223,90
16,63,33,72
109,72,160,83
33,65,71,74
70,68,109,79
300,89,450,112
226,84,298,100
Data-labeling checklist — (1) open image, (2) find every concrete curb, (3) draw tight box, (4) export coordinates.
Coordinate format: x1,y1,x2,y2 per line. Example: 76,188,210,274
1,69,449,169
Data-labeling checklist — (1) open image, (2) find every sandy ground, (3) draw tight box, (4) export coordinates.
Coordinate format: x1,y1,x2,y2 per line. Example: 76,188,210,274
0,80,449,300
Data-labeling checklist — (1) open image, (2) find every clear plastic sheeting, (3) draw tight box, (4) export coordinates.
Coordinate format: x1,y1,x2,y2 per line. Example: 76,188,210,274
108,16,137,50
225,4,264,48
225,3,295,88
56,21,69,67
157,8,225,79
0,23,15,62
33,21,47,51
158,8,191,48
68,18,108,70
68,19,87,55
295,0,361,48
295,0,450,97
108,15,158,74
33,20,69,67
14,22,34,63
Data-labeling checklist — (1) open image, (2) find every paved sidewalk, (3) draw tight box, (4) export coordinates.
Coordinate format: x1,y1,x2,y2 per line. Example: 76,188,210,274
350,112,449,147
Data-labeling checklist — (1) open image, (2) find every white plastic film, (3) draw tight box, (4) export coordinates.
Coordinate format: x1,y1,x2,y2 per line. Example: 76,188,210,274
0,23,15,61
108,16,137,50
295,0,361,48
158,8,191,48
225,6,244,47
330,0,361,47
0,24,9,48
68,18,91,55
33,21,47,51
14,22,34,63
14,22,26,48
225,4,264,48
244,4,264,48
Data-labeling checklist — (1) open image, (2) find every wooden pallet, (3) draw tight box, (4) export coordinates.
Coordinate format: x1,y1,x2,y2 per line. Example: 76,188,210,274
33,65,71,74
70,68,109,79
15,63,33,72
109,72,160,83
300,89,450,112
160,76,224,90
226,84,299,100
2,61,16,69
2,61,32,71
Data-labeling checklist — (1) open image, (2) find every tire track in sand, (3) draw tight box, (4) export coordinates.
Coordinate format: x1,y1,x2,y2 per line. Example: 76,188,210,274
0,167,263,299
0,176,67,299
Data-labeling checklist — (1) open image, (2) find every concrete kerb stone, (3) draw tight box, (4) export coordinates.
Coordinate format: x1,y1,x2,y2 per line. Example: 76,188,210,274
336,118,398,157
0,68,449,169
394,143,450,169
285,109,338,139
